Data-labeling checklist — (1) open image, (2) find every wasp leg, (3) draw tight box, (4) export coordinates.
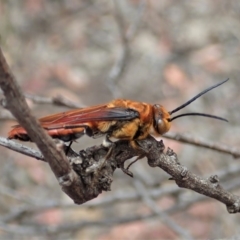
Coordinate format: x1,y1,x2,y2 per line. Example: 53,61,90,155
65,141,73,155
130,139,150,152
102,135,116,168
104,135,115,160
102,135,113,148
120,164,134,178
126,154,145,171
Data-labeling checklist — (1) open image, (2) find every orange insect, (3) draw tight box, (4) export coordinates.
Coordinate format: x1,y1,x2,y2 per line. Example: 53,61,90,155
8,79,228,146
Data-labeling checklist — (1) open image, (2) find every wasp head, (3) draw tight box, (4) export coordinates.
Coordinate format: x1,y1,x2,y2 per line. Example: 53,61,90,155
153,104,171,135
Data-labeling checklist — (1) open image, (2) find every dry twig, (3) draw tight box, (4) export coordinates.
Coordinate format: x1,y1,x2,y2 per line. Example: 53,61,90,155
1,131,240,214
133,179,193,240
164,132,240,158
0,47,102,205
24,93,84,109
0,134,240,235
0,38,239,238
106,0,146,97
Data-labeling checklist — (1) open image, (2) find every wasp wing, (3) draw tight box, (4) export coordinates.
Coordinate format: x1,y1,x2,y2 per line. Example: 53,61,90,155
40,106,139,129
8,104,139,140
38,104,105,124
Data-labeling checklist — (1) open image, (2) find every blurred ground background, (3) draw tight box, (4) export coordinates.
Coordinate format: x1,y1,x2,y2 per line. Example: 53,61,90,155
0,0,240,239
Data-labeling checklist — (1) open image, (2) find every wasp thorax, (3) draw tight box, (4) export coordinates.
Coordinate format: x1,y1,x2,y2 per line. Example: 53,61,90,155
153,104,171,135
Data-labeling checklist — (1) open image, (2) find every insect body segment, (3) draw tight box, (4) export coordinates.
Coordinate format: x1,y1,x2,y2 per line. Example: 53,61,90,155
8,80,229,144
8,101,142,142
152,104,171,135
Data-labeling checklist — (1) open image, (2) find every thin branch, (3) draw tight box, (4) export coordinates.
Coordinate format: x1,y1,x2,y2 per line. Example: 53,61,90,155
1,143,240,225
24,93,84,109
0,47,98,205
0,137,44,161
0,95,83,122
133,179,193,240
0,213,158,236
106,0,146,97
135,136,240,213
69,135,240,213
1,160,240,234
1,44,239,237
0,48,70,176
2,170,240,237
164,132,240,158
167,177,240,214
0,110,15,120
2,174,239,236
2,132,240,214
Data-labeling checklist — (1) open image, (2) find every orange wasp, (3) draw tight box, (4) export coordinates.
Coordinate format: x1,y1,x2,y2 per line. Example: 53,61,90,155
8,79,228,147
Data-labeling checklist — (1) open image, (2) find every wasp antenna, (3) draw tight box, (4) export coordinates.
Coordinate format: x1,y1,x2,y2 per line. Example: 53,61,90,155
169,113,228,122
169,78,229,115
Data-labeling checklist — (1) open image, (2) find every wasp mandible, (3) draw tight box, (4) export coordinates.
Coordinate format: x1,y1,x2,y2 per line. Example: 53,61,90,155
8,79,229,147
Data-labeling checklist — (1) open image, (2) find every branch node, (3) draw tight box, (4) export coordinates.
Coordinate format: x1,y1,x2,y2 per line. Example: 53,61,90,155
85,157,106,174
167,148,179,164
227,200,240,213
209,175,219,184
69,156,82,165
147,157,160,168
58,171,74,187
180,166,189,180
99,174,113,191
166,147,174,156
158,139,165,151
